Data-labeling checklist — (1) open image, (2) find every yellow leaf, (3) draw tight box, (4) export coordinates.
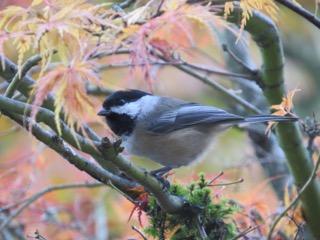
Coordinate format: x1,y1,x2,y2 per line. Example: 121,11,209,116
54,80,67,136
265,88,300,135
271,88,300,116
116,25,140,44
31,0,44,7
163,0,186,11
224,2,234,19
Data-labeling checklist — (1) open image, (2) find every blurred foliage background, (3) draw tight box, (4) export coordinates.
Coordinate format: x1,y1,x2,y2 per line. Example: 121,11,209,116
0,0,319,239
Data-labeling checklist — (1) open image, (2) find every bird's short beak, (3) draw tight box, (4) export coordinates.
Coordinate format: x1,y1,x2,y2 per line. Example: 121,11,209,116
97,109,110,116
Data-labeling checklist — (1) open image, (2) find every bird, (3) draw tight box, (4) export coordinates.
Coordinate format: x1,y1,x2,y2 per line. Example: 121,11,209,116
98,89,296,172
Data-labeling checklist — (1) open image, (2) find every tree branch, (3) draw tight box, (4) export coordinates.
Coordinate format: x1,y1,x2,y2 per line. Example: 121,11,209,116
0,95,101,156
99,139,185,213
4,54,42,98
275,0,320,29
0,55,121,176
3,112,135,190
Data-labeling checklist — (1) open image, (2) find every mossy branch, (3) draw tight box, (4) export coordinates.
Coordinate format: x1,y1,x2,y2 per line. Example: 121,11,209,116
0,56,185,214
224,5,320,238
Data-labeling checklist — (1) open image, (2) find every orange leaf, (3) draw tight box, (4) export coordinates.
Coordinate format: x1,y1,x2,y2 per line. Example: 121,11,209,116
265,88,300,135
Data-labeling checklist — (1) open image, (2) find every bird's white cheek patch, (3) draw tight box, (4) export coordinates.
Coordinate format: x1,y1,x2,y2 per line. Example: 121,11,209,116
111,95,159,118
111,102,140,117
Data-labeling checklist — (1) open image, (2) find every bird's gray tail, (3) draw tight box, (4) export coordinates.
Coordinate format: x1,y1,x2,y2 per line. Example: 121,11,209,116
243,115,298,124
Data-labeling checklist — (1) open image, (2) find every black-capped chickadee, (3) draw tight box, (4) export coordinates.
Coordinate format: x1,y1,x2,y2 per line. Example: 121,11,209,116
98,90,296,169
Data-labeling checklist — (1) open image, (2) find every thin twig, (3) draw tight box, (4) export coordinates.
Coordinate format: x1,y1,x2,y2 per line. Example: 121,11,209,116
267,154,320,240
179,58,257,80
207,171,224,185
153,0,165,18
175,63,262,114
275,0,320,29
222,44,258,75
0,182,104,232
232,225,260,240
131,225,147,240
0,182,102,213
98,60,256,80
208,178,244,187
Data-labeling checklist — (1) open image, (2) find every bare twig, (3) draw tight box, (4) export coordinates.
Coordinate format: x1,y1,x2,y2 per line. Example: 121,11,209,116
175,63,262,114
98,60,256,80
275,0,320,29
0,182,104,232
267,154,320,240
178,58,257,80
208,178,244,187
222,44,258,75
207,171,224,185
232,225,260,240
131,225,148,240
0,182,103,213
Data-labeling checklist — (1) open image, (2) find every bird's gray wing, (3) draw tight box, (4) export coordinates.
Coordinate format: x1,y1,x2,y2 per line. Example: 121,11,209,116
147,103,244,133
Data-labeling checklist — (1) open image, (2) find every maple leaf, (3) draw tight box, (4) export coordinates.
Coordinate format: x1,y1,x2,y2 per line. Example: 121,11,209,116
119,4,228,89
30,44,102,138
265,89,300,135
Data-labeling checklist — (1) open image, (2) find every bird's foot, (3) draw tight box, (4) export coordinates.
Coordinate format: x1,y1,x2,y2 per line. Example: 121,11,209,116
150,166,172,190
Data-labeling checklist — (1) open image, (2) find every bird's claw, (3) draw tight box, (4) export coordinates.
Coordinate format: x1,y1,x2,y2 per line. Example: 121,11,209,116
150,166,172,190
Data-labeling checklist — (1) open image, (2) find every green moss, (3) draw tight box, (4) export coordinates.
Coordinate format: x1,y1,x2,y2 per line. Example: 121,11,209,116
144,173,238,239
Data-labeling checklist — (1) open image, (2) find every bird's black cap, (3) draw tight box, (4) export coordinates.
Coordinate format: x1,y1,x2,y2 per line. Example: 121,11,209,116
102,89,151,110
